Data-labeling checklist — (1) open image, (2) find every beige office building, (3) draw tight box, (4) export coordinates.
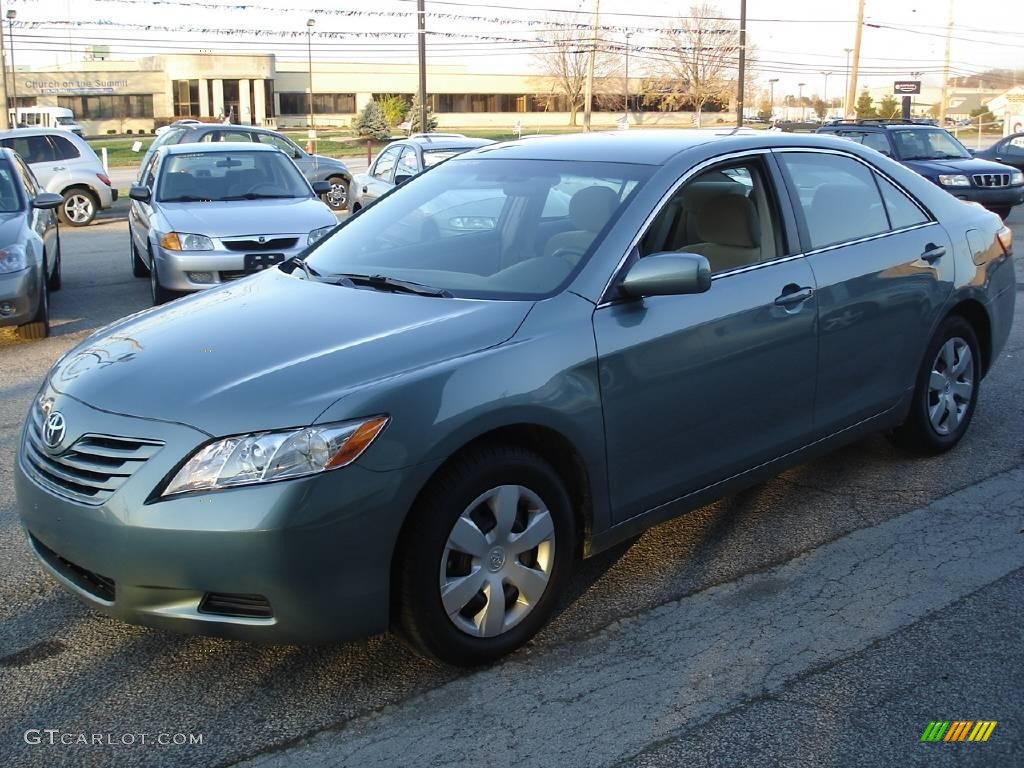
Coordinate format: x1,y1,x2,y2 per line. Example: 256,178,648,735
10,52,692,135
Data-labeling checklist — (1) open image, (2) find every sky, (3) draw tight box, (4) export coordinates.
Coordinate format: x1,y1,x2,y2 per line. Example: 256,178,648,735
5,0,1023,100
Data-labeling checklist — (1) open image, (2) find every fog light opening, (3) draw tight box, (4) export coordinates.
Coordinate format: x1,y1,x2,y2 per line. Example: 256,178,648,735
0,301,14,316
186,271,216,284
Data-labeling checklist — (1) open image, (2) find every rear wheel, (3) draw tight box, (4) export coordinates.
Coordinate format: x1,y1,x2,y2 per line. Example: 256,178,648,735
991,206,1012,220
17,263,50,340
323,175,349,211
395,445,575,666
59,188,98,226
890,315,980,454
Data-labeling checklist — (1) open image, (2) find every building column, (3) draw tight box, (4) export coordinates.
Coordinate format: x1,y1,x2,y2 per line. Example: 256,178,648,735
198,78,210,118
212,79,225,118
253,78,266,126
239,78,252,125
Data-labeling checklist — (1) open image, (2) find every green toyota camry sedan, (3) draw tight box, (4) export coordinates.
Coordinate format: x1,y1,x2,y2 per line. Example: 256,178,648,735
15,130,1016,665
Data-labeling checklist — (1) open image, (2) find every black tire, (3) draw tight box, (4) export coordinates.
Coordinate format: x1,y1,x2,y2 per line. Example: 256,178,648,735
131,235,149,277
58,188,98,227
991,206,1012,220
47,239,62,292
17,264,50,340
323,175,350,211
395,444,576,666
149,250,175,305
890,315,981,455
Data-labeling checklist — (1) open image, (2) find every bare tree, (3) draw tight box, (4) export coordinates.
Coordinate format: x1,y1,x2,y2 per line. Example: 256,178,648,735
532,17,616,126
655,2,741,127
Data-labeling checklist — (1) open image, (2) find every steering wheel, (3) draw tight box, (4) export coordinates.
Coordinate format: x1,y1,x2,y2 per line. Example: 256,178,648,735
549,247,584,268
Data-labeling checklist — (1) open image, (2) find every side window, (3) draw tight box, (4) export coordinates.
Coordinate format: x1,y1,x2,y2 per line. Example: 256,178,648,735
1004,136,1024,157
49,135,81,161
639,159,781,274
211,131,256,143
862,133,892,156
140,153,159,188
779,153,889,250
875,174,929,229
372,146,401,181
396,147,419,178
7,136,58,165
257,133,300,156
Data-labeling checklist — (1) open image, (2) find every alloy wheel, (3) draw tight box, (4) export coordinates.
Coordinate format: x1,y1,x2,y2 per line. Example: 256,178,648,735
325,180,348,209
927,337,974,436
63,194,94,224
439,484,556,638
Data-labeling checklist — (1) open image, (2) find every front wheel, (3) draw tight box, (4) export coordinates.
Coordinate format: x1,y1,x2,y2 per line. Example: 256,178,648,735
890,315,981,454
395,445,575,666
323,175,350,211
59,189,98,226
990,206,1012,220
17,264,50,340
149,250,175,305
131,235,149,278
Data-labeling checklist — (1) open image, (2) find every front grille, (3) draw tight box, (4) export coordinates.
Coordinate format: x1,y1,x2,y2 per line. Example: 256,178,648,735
22,408,163,506
198,593,273,618
218,270,248,282
222,237,298,252
972,173,1011,188
30,534,116,602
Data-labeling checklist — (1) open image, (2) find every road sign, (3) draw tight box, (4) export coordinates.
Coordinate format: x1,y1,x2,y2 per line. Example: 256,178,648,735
893,80,922,95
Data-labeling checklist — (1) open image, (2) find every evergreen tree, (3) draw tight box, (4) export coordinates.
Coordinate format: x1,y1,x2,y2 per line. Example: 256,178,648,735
407,95,438,133
855,89,877,119
354,101,391,141
877,95,900,119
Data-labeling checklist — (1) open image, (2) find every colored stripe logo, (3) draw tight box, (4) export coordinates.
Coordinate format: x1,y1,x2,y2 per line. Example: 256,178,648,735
920,721,997,742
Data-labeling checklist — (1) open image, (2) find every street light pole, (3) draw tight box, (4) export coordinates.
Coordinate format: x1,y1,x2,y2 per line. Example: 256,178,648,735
0,0,9,129
843,48,852,117
821,70,831,119
582,0,600,132
798,82,805,121
768,77,778,120
417,0,427,133
6,8,16,123
623,31,632,122
305,18,316,137
736,0,747,127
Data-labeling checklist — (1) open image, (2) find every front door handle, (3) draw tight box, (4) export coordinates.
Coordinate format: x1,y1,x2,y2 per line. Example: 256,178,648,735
52,166,66,172
774,285,814,307
921,243,946,263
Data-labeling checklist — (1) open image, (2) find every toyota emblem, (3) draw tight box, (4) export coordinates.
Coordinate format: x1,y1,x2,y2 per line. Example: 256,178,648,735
43,411,67,449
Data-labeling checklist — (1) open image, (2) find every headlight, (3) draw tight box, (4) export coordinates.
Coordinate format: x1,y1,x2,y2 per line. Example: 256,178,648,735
0,244,27,274
159,232,214,251
162,416,388,496
937,174,971,187
1011,170,1024,186
307,225,334,247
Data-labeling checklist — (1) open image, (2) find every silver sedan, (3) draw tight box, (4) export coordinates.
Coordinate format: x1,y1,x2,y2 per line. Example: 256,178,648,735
128,142,337,304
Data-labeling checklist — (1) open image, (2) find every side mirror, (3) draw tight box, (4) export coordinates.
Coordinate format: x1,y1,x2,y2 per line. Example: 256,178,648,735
31,192,63,210
393,173,414,186
619,252,712,298
311,180,331,196
128,184,151,202
294,149,303,159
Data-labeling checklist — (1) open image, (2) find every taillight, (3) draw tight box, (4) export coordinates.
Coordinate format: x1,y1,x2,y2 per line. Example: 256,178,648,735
996,225,1013,255
96,173,112,187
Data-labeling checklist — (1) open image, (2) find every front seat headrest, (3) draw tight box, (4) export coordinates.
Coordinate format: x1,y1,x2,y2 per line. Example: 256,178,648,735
568,186,619,233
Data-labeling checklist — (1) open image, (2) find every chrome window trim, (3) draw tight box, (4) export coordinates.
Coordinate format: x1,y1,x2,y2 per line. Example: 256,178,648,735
802,220,937,257
596,148,774,305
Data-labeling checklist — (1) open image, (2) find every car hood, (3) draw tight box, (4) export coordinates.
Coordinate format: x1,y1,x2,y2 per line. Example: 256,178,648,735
902,156,1018,177
47,269,532,435
157,198,336,238
310,154,348,172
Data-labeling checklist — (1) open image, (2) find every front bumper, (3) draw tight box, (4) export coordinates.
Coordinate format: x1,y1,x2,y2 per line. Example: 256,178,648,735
941,183,1024,209
0,266,40,327
14,392,432,644
153,239,310,292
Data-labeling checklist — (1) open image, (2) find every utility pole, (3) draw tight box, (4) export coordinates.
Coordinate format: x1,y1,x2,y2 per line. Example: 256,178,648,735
305,19,315,132
768,77,778,120
417,0,427,132
938,0,954,126
6,8,16,122
582,0,600,132
623,31,632,122
798,82,805,120
821,71,831,118
736,0,747,127
845,0,865,118
843,48,852,117
0,0,8,130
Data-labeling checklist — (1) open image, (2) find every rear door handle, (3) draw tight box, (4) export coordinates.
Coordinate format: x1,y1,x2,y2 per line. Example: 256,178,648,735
52,166,65,171
921,244,946,263
774,285,814,307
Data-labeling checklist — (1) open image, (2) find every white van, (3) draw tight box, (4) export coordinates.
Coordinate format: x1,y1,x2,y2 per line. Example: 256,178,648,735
10,107,84,137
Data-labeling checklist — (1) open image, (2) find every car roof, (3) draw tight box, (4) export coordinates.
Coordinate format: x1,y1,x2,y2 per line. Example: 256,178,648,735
394,136,493,151
162,141,281,155
819,121,940,131
0,127,83,139
183,123,283,137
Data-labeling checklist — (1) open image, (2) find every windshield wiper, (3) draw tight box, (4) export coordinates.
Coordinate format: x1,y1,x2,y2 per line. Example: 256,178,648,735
160,195,207,202
335,273,452,298
222,193,299,200
285,256,322,281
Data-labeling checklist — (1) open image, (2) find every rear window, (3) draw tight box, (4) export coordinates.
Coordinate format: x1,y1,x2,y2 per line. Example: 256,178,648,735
49,135,81,161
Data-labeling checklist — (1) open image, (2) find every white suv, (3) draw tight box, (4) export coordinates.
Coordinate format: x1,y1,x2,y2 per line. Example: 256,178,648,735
0,128,116,225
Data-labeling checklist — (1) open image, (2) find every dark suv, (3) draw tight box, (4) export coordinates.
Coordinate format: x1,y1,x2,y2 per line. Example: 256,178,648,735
817,119,1024,218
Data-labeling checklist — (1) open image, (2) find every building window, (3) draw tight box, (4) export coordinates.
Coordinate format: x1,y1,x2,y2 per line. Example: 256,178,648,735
57,94,154,119
278,92,356,115
263,79,275,118
173,79,200,117
430,93,574,113
222,79,240,120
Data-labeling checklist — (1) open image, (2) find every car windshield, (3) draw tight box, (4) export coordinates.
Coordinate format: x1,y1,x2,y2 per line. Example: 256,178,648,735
56,116,75,125
892,129,971,160
305,158,651,300
0,166,21,212
157,150,311,202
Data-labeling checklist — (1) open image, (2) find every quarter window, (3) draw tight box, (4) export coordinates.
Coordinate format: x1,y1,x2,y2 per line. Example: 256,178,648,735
49,135,81,161
780,153,889,250
372,146,401,181
875,175,928,229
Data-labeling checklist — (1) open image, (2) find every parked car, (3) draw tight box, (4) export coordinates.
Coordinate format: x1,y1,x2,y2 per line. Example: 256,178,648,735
128,142,337,304
354,134,493,210
16,131,1015,665
0,147,63,339
972,132,1024,174
817,119,1024,218
155,118,202,136
137,123,353,211
0,128,116,226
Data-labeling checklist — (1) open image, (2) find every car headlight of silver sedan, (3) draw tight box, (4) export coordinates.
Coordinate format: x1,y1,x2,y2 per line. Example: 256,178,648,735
162,416,388,496
0,244,27,274
307,225,334,247
937,174,971,187
159,232,215,251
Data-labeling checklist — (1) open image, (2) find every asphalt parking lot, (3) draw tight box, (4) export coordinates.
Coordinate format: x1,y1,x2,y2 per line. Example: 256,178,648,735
0,209,1021,767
